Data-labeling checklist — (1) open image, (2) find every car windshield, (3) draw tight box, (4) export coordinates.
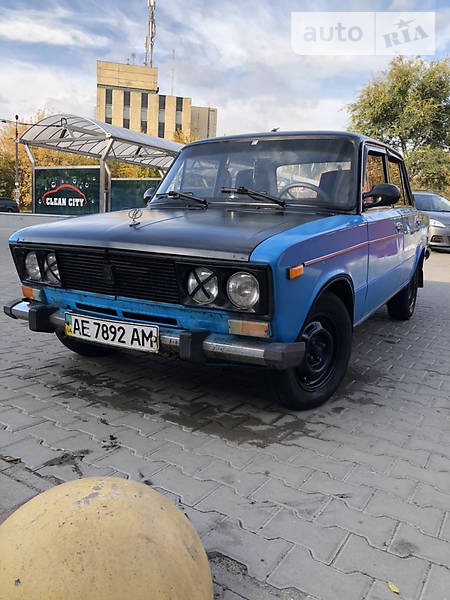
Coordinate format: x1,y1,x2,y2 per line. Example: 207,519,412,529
153,137,356,211
414,192,450,213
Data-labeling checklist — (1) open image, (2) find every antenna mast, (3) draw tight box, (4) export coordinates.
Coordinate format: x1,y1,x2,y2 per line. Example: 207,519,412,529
144,0,156,67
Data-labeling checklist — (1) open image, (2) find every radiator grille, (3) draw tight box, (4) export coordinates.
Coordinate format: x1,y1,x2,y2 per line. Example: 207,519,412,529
56,249,181,304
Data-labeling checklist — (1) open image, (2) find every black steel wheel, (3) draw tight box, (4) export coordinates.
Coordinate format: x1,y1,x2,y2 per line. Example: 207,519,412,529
55,329,117,357
274,292,352,411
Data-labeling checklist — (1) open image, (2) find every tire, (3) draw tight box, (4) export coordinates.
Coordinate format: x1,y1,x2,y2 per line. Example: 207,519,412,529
274,292,353,411
55,328,117,357
386,268,418,321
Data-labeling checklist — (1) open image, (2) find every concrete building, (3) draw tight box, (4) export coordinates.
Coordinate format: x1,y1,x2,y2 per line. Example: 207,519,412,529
96,60,217,141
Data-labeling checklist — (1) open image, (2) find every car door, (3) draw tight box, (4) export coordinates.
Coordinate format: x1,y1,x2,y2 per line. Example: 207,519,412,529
362,147,405,314
387,154,423,283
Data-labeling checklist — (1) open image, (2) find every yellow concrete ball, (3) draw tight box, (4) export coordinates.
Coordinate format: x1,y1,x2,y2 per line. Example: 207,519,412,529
0,477,213,600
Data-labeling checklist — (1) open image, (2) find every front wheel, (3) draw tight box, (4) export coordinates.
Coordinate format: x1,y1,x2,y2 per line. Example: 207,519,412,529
273,292,352,411
55,329,117,357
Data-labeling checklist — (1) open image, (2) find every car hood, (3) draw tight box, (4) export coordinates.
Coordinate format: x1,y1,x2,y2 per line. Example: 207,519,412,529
422,210,450,225
10,206,326,261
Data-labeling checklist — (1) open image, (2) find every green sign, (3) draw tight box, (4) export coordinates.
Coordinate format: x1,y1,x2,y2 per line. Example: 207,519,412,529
35,167,100,215
110,178,161,211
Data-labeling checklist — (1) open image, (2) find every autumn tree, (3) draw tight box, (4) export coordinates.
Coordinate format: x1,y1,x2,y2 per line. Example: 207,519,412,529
0,118,30,207
173,129,199,144
347,56,450,195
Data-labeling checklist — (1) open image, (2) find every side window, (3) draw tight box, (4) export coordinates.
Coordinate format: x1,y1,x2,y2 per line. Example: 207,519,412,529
388,158,408,207
363,152,386,193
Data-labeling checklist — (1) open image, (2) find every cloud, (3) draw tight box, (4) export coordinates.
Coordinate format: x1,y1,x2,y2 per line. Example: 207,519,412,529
0,6,109,48
435,8,450,53
1,0,447,139
0,60,97,121
215,95,350,136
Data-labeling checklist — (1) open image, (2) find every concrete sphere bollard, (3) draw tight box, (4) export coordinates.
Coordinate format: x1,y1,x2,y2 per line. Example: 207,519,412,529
0,477,213,599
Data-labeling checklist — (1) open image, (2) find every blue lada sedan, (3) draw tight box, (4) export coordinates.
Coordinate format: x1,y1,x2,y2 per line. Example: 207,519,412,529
4,132,429,410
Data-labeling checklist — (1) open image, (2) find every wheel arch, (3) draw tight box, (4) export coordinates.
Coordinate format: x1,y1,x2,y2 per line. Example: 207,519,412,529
416,247,427,288
314,275,355,326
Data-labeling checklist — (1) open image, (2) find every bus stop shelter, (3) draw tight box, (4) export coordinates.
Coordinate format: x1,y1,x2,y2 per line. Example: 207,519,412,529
20,113,182,212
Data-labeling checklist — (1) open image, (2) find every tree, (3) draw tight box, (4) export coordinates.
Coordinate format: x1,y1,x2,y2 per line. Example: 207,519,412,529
173,128,199,144
347,56,450,195
0,153,15,197
407,145,450,194
0,118,29,206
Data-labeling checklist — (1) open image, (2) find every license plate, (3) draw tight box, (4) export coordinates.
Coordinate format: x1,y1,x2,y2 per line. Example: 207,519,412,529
65,313,159,353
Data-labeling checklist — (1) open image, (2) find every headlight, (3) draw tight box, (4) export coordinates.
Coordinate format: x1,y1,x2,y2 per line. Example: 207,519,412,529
187,267,218,304
227,272,260,309
429,218,445,228
24,251,42,281
43,252,60,284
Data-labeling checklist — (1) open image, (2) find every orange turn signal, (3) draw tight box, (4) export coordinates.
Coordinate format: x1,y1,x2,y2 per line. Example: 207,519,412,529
21,286,44,301
228,320,270,337
21,286,35,299
288,264,304,280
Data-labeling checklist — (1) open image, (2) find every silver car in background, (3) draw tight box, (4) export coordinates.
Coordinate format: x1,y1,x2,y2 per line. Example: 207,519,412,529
414,191,450,250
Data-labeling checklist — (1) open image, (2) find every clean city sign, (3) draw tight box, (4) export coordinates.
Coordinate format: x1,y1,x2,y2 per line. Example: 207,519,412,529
291,12,435,56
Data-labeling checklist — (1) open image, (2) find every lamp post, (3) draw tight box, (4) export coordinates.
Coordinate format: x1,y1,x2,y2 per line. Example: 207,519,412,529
15,115,19,206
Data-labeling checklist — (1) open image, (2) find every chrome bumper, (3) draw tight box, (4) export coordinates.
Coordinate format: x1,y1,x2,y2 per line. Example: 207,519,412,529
4,299,304,370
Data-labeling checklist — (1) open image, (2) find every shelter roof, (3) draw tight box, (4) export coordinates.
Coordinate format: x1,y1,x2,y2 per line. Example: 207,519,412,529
20,113,182,170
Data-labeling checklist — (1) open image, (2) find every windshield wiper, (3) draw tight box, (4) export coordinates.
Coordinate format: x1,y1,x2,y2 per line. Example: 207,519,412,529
155,190,208,207
221,186,285,208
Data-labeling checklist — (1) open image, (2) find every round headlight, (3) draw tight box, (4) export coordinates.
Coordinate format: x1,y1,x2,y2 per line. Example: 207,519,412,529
44,252,60,284
187,268,218,304
227,272,260,309
24,251,42,281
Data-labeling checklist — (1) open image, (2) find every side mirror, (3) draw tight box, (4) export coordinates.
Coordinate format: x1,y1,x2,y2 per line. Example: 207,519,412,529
143,187,155,204
362,183,400,210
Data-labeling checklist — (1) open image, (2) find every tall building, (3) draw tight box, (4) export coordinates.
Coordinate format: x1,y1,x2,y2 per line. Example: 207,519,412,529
96,60,217,141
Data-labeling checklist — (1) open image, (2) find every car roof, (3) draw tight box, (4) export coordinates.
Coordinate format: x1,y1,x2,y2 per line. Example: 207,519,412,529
186,130,403,158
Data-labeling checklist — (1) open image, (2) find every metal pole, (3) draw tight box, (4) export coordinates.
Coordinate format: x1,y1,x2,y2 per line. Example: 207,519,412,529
24,144,35,213
149,0,155,68
15,115,20,205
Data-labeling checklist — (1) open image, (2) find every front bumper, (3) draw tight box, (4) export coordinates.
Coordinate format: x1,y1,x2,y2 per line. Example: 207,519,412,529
4,299,305,370
429,225,450,248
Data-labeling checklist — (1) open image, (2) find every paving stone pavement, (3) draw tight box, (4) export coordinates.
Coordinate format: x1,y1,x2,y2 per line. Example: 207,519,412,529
0,214,449,600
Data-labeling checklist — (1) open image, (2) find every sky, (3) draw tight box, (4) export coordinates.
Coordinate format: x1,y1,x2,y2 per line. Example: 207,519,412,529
0,0,448,136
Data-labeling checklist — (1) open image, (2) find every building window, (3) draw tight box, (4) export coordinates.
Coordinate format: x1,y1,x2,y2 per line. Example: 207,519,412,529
158,122,165,138
123,90,130,125
141,121,147,133
159,95,166,109
105,88,113,123
141,93,148,109
176,97,183,130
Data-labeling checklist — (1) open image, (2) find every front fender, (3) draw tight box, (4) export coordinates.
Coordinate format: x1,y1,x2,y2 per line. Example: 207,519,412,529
251,216,367,343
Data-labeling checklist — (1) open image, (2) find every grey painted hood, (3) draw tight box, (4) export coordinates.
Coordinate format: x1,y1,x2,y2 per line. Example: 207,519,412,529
10,205,326,261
